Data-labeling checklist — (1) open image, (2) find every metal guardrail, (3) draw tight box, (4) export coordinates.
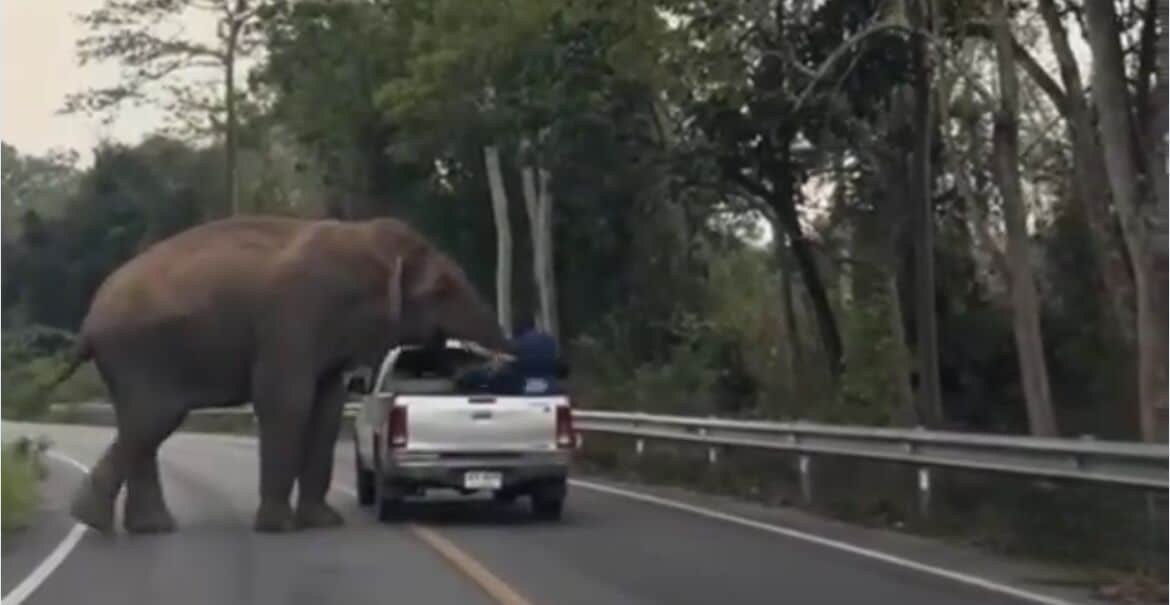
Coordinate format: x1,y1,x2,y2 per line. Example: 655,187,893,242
572,411,1169,490
51,403,1168,496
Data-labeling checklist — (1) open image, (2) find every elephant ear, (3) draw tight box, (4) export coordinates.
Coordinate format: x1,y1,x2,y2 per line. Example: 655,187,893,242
387,256,404,322
409,253,454,300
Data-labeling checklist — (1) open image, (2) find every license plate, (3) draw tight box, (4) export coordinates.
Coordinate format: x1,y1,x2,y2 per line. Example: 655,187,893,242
463,471,503,490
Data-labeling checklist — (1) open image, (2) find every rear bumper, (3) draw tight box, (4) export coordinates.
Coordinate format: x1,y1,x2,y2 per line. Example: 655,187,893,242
383,451,570,492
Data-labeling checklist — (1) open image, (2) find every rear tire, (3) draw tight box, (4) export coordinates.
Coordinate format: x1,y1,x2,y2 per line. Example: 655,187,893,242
354,440,375,507
372,433,402,522
530,480,566,521
376,486,402,522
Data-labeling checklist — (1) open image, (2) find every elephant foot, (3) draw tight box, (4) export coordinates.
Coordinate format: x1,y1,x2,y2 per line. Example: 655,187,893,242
123,505,177,534
70,480,115,533
253,502,296,533
294,502,344,529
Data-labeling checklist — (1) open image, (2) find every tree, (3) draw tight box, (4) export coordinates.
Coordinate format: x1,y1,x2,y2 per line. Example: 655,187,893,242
666,0,852,382
485,144,515,335
906,0,944,427
520,146,558,336
1031,0,1135,340
990,0,1058,436
1,144,82,241
1083,0,1168,441
3,137,216,331
64,0,266,216
377,0,671,337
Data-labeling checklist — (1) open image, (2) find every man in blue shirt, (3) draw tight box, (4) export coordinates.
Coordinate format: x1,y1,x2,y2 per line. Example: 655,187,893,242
457,321,566,395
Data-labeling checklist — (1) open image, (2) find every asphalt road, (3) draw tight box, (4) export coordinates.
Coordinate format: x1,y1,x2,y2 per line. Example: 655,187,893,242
2,423,1097,605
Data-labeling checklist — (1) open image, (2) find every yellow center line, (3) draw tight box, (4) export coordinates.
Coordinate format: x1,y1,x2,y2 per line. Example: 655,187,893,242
207,440,534,604
408,523,537,605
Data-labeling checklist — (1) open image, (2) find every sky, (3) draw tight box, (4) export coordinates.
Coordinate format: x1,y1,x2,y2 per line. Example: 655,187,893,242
0,1,1093,171
0,0,215,166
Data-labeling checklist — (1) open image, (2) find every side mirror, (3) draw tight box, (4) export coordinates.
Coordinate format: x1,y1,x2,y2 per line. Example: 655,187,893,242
345,376,369,393
342,367,373,394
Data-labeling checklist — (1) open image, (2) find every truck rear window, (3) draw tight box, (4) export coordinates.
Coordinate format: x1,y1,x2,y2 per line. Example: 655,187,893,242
378,346,486,394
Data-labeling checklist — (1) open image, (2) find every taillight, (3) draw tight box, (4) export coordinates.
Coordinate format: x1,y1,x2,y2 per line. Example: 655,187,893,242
387,405,408,448
555,405,573,448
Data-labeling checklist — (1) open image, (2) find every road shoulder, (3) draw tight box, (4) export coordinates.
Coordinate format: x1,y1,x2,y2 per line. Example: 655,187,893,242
570,474,1109,605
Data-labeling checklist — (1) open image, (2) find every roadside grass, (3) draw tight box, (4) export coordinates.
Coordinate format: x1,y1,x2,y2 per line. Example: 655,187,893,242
1,438,49,532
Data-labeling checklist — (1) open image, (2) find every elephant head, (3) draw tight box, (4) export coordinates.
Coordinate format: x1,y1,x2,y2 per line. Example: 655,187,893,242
376,221,508,354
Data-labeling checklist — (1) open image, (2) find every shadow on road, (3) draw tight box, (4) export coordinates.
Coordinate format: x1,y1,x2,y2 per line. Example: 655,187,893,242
375,495,571,528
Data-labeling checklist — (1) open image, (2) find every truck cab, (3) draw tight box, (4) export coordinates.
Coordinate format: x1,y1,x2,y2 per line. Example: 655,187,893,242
351,339,572,521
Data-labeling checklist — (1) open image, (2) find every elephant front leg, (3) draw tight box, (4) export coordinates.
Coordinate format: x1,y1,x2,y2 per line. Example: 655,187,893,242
294,377,346,529
253,372,315,533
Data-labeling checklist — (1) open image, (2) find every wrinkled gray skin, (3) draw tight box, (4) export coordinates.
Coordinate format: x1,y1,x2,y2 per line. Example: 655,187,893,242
56,216,507,534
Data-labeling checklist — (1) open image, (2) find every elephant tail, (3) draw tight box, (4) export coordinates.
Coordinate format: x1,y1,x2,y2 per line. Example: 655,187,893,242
40,338,93,396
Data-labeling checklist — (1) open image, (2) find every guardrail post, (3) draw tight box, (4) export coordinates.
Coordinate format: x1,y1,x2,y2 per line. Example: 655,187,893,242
575,432,584,450
635,438,645,456
917,467,931,518
699,427,718,464
799,455,812,504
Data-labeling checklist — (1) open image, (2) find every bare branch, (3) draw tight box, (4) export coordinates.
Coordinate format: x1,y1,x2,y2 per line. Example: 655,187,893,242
963,20,1070,118
792,18,935,113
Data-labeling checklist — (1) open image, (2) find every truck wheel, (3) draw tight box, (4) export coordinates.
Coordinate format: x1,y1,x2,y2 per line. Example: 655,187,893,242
372,434,402,522
376,482,403,522
530,480,566,521
354,442,375,507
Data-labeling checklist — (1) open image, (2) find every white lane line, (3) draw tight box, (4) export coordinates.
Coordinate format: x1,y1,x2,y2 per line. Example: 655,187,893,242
569,479,1074,605
2,451,91,605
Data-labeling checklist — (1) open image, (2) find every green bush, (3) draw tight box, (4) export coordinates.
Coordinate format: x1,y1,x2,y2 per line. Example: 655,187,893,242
1,443,42,531
568,245,841,421
835,285,912,426
2,327,106,419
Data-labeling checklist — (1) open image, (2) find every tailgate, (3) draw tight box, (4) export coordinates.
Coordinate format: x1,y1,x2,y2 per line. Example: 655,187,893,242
399,395,567,452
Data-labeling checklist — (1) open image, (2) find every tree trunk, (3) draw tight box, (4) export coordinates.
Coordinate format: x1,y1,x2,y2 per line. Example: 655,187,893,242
778,247,802,379
910,4,943,428
768,168,843,381
784,224,842,379
1140,0,1169,228
484,145,513,336
1084,0,1168,441
1036,0,1135,339
536,167,558,338
224,26,239,216
885,270,918,426
992,0,1059,436
520,156,559,338
1150,0,1169,259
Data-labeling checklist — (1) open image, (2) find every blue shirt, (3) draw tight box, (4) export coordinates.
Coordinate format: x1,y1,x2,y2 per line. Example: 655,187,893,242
459,330,563,395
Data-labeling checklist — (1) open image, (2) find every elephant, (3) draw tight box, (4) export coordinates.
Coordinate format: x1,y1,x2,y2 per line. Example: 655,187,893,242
48,216,508,534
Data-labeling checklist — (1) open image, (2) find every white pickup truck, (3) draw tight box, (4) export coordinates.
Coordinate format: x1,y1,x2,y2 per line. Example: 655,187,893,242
350,339,572,521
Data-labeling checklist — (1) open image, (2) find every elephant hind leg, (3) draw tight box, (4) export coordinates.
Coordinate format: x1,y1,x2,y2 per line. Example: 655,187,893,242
70,439,126,533
123,409,187,534
71,397,187,534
